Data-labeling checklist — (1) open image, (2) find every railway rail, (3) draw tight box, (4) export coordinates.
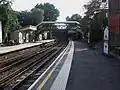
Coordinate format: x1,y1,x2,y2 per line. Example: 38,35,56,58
0,41,55,68
0,41,67,90
0,42,57,80
0,42,56,73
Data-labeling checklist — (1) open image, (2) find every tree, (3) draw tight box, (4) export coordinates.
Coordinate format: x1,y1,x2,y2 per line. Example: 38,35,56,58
66,16,71,21
17,8,44,27
8,10,20,32
66,14,81,22
34,3,60,40
17,3,59,27
16,11,31,27
84,0,102,16
0,0,11,6
35,3,60,21
80,0,107,43
90,13,104,42
0,0,20,42
31,8,44,26
80,16,90,37
70,14,81,22
66,14,81,30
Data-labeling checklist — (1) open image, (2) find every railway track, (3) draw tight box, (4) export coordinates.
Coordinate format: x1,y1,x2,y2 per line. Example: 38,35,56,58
0,41,55,68
0,44,55,73
0,42,67,90
0,42,57,80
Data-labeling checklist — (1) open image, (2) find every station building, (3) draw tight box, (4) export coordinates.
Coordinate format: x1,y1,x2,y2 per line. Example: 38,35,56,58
10,25,49,44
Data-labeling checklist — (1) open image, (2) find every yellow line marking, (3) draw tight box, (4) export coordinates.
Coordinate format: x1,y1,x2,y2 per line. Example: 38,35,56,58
37,42,71,90
37,48,68,90
37,69,54,90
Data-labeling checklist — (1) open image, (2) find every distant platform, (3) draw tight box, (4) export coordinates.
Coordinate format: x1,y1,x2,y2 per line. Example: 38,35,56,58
0,40,55,55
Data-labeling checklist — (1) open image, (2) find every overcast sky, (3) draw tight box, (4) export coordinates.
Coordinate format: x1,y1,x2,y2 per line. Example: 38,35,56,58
12,0,90,21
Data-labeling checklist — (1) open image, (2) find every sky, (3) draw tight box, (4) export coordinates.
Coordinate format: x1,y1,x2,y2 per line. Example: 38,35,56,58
12,0,90,21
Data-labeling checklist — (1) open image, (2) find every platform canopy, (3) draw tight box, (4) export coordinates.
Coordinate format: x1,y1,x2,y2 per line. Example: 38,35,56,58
19,25,37,32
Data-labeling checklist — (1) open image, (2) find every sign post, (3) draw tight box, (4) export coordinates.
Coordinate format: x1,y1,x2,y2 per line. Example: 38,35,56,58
102,0,109,55
104,26,109,54
103,0,120,55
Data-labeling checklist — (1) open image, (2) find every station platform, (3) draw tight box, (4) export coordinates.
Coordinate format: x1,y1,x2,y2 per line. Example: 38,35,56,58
28,41,120,90
0,40,54,55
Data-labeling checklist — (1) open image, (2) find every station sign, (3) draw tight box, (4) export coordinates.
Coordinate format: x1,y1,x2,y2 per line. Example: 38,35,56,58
104,41,109,54
104,26,109,41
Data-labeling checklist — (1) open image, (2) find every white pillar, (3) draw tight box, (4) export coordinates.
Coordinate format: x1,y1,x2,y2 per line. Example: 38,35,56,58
0,21,2,43
26,33,29,42
44,32,47,39
39,34,42,41
19,32,23,44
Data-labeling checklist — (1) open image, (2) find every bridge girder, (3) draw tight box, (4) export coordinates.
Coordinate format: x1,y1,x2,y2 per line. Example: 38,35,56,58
36,21,80,27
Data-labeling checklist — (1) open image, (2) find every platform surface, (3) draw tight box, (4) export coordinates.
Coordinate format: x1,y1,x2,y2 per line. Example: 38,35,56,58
29,41,120,90
0,40,54,54
28,41,74,90
66,41,120,90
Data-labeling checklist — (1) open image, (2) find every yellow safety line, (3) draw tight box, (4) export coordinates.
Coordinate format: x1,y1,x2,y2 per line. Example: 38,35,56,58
37,42,71,90
37,70,53,90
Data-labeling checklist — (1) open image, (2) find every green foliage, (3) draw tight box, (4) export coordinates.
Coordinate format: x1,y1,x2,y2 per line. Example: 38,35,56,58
70,14,81,22
66,14,81,22
17,8,44,27
32,3,59,40
80,16,90,35
16,11,31,27
90,13,104,42
35,3,60,21
66,14,81,30
34,2,60,40
0,0,20,42
31,8,44,25
84,0,101,16
66,16,70,21
0,0,12,6
7,10,20,31
17,2,59,29
0,1,59,42
80,0,107,43
66,0,107,42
